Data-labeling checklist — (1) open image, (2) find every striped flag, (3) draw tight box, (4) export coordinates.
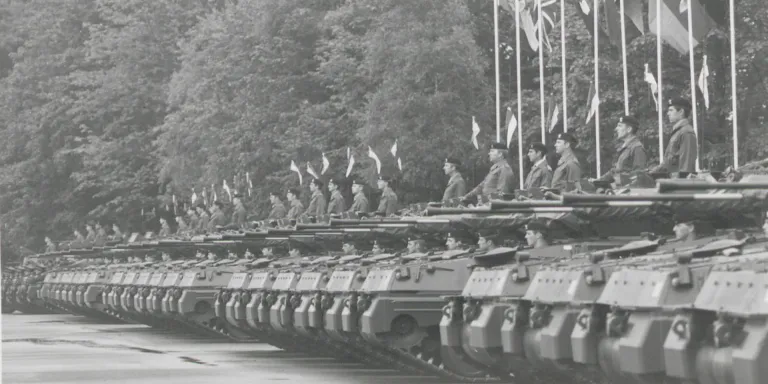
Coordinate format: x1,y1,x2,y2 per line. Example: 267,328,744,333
368,146,382,174
644,63,659,110
698,55,710,109
471,116,481,149
505,107,517,148
321,153,330,175
346,154,355,178
290,160,303,185
306,162,320,179
586,81,599,124
649,0,717,54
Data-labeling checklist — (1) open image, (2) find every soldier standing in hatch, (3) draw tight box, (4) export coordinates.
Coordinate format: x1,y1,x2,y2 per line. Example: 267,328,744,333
158,217,173,237
230,193,247,228
376,176,398,216
208,201,228,231
304,179,327,217
463,143,516,200
286,188,304,219
524,221,550,249
327,178,346,214
348,179,369,213
593,115,647,186
442,158,466,202
550,133,582,192
195,205,210,233
44,237,57,253
524,143,552,190
268,191,287,220
651,98,698,178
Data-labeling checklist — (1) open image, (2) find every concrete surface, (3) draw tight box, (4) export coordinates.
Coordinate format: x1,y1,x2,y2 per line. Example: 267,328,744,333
2,314,450,384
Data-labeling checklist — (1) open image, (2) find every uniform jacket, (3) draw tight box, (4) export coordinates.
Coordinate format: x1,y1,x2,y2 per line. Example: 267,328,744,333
327,190,346,214
377,187,398,216
230,205,247,228
442,172,467,202
207,210,227,231
349,191,369,213
197,213,210,232
467,160,515,197
268,200,287,220
661,118,697,173
158,226,172,237
551,149,582,192
600,136,647,185
524,158,553,190
287,199,304,219
305,190,327,217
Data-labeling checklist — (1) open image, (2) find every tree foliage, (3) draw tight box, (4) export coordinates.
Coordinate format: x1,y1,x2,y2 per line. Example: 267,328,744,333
1,0,766,257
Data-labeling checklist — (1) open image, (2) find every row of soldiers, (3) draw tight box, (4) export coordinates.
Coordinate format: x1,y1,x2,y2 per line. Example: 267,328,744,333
44,98,698,248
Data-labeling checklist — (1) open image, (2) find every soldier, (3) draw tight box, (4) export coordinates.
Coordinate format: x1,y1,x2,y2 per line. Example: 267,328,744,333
550,133,582,192
341,240,358,255
651,98,698,178
158,217,172,237
371,240,383,255
406,236,426,254
476,229,498,252
95,224,108,245
195,205,210,232
442,158,467,202
176,214,188,233
184,208,198,233
524,221,550,248
349,179,369,213
524,143,553,190
44,237,57,253
71,229,87,249
673,220,697,242
85,224,96,243
286,188,304,219
463,143,516,200
261,246,276,260
304,179,327,218
376,176,398,216
288,245,302,258
593,115,647,186
268,191,287,220
230,193,247,228
445,232,473,251
208,201,227,231
327,178,346,214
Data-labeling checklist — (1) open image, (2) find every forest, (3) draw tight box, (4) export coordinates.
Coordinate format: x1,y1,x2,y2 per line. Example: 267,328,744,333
1,0,766,259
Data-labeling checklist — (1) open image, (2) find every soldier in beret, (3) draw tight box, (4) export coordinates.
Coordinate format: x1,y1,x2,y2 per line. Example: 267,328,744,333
593,115,647,186
476,229,499,252
406,235,426,254
550,132,582,192
327,178,347,214
230,193,247,228
651,98,698,177
463,142,516,200
304,178,327,218
524,221,550,248
208,201,228,231
376,176,398,216
268,191,287,220
286,188,304,220
445,232,474,251
442,157,467,202
524,142,552,190
348,179,369,213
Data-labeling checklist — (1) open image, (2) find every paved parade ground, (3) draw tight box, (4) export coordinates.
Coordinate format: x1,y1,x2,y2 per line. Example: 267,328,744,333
2,314,449,384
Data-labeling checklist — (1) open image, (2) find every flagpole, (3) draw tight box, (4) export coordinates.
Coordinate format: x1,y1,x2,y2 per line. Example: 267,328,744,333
494,0,501,143
728,0,739,168
593,0,601,177
538,0,546,143
685,0,700,172
656,0,664,160
516,0,524,187
560,0,567,132
619,0,629,114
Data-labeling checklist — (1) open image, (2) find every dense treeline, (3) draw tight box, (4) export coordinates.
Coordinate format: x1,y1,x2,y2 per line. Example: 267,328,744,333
1,0,766,260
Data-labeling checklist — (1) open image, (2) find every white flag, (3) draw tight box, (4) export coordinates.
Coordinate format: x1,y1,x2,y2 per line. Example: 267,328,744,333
212,184,217,202
346,147,351,160
471,116,481,149
223,180,232,201
390,141,397,158
679,0,689,13
505,107,517,148
368,146,382,174
644,63,659,110
290,160,303,185
579,0,590,14
321,153,330,174
306,162,320,179
397,157,402,171
586,94,599,124
346,154,355,177
698,55,710,109
191,189,198,205
549,104,560,133
246,172,252,189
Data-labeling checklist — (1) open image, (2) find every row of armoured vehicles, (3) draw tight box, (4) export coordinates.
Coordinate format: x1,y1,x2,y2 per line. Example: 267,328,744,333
5,177,768,384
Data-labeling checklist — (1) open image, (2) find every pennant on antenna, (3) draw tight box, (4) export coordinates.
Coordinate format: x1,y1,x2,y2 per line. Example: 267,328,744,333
698,55,710,109
390,141,398,158
505,107,517,148
368,146,382,174
223,180,232,202
211,184,217,203
321,153,330,175
549,104,560,133
471,116,481,149
644,63,659,110
191,189,198,205
306,162,320,179
397,157,403,171
346,147,351,160
290,160,303,185
346,154,355,178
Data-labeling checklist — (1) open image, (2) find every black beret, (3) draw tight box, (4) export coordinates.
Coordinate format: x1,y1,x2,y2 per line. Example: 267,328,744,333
447,231,477,243
618,115,639,128
352,178,367,186
288,188,301,197
528,143,547,154
525,220,548,232
407,234,424,242
490,142,508,150
330,177,345,186
378,175,392,183
269,190,281,197
445,157,462,167
233,193,244,199
477,228,499,241
556,132,577,146
214,201,224,208
311,178,324,188
668,98,692,111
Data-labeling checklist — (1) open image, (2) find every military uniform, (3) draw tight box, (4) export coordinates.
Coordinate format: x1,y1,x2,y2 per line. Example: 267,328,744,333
208,209,227,231
661,118,697,174
158,226,172,237
551,133,582,192
327,190,346,214
287,199,304,219
442,158,466,202
231,204,247,228
377,177,398,216
305,189,327,217
268,200,287,220
197,212,210,232
524,158,552,190
600,136,647,185
349,190,369,213
466,143,516,197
